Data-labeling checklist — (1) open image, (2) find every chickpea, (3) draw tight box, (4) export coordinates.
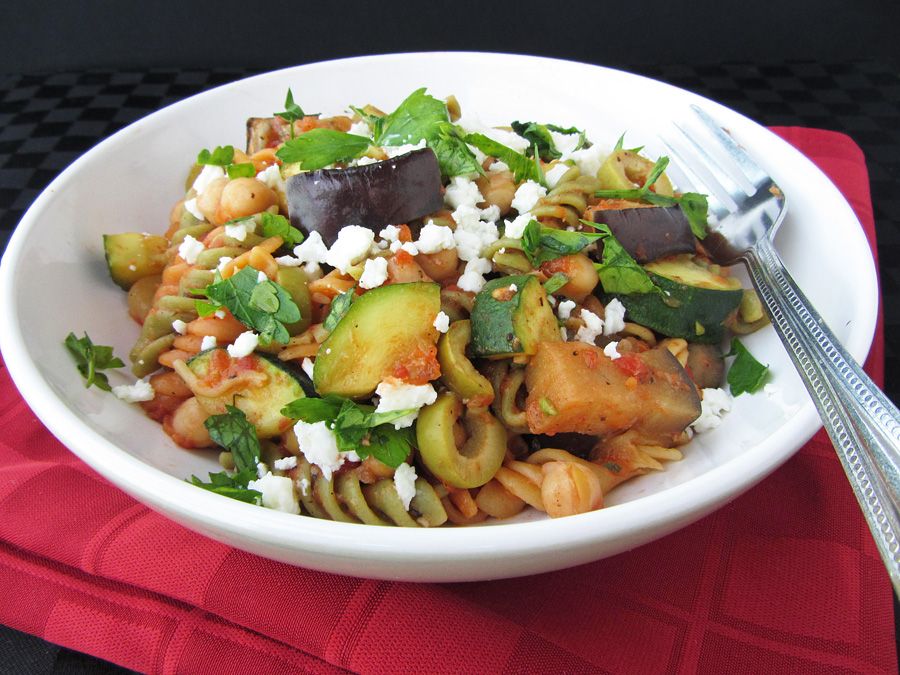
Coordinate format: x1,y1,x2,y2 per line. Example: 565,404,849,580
475,169,516,216
149,370,192,398
166,397,213,448
539,253,598,301
216,178,277,223
197,176,228,224
186,312,246,344
416,248,459,282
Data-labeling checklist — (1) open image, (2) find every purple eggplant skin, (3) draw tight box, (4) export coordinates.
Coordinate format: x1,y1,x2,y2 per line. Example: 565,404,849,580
591,205,696,264
286,148,444,245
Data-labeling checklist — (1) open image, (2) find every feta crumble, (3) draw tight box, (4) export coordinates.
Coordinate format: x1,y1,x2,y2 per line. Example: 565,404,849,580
348,119,372,138
544,163,571,189
255,164,284,191
457,256,492,293
560,143,608,179
301,357,315,379
112,378,155,403
691,388,733,433
217,256,233,273
510,180,547,214
326,226,375,273
557,299,577,320
384,139,427,158
273,456,298,471
374,380,438,429
393,462,418,511
214,310,226,320
480,204,501,223
603,341,621,360
178,235,204,265
399,241,420,256
444,175,484,209
247,472,300,514
192,164,226,196
257,270,268,283
183,197,205,221
452,204,499,261
433,311,450,333
503,213,532,239
227,331,259,358
603,298,626,335
575,309,604,344
379,224,401,243
359,256,389,289
293,420,359,480
293,230,329,270
225,222,249,242
172,319,188,335
415,222,456,254
200,335,217,351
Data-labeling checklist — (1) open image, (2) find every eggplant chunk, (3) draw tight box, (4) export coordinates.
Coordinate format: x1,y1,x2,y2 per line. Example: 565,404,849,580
686,343,725,389
591,205,696,264
286,149,443,245
524,341,700,444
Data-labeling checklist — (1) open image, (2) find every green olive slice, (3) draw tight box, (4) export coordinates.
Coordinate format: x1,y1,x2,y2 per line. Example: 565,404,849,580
438,320,494,407
597,150,674,197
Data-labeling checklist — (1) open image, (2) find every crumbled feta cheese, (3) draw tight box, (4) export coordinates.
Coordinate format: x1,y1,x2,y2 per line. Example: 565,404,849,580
452,204,499,261
561,143,608,179
225,222,249,242
547,295,557,306
298,477,311,497
374,379,438,429
544,163,571,189
257,270,268,283
511,180,547,215
691,388,733,433
178,235,204,265
557,299,577,320
549,130,582,157
192,164,226,196
457,256,492,293
273,456,298,471
217,256,232,273
603,298,626,335
444,175,484,209
200,335,217,351
214,310,226,320
294,420,356,480
433,311,450,333
384,139,427,158
172,319,187,335
575,309,604,344
247,472,299,514
480,204,501,223
274,255,303,267
256,461,268,479
112,378,155,403
503,213,532,239
227,331,259,358
293,230,329,266
393,462,418,511
456,114,530,153
400,241,419,256
389,240,403,253
326,226,376,273
508,283,518,292
255,164,283,191
348,119,372,138
604,341,621,360
354,155,380,166
415,222,456,254
359,256,389,289
560,326,568,341
488,160,510,173
301,357,315,379
379,225,401,243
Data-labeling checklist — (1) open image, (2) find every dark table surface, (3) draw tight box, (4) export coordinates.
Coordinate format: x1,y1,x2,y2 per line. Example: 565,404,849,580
0,60,898,673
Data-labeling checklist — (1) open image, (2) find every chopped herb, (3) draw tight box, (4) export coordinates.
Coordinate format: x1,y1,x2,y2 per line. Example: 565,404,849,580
427,122,482,177
726,338,769,395
64,332,125,391
189,469,261,504
274,88,317,139
511,121,589,161
539,397,558,416
197,145,235,167
612,132,643,154
204,405,261,474
281,395,416,468
349,105,382,130
200,266,301,344
259,212,304,247
588,222,660,296
226,162,256,179
374,87,448,147
521,219,603,266
603,461,622,473
276,128,371,171
195,299,219,317
465,132,545,185
543,272,569,294
323,287,355,332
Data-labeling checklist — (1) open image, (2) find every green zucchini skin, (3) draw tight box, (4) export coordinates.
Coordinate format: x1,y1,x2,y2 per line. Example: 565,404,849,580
606,273,742,343
187,348,311,438
469,275,560,359
103,233,170,290
313,282,442,398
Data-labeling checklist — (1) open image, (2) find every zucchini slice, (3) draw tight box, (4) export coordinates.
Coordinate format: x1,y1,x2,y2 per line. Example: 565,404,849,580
313,282,441,398
187,348,312,438
469,275,560,359
103,233,170,290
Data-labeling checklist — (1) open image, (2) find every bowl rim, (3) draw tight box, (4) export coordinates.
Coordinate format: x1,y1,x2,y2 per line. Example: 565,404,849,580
0,51,879,572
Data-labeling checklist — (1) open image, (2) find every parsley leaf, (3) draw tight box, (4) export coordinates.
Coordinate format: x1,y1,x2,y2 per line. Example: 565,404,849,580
465,133,546,185
275,88,318,139
543,272,569,294
226,162,256,179
259,212,304,247
201,266,301,344
276,128,371,170
428,122,482,177
726,339,769,395
280,395,416,468
374,87,448,146
589,223,659,295
197,145,235,167
64,332,125,391
521,219,603,266
675,192,711,239
190,468,260,503
323,287,355,332
204,405,261,473
511,121,589,161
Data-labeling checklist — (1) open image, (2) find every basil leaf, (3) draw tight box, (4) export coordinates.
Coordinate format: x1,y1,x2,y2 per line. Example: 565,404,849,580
64,332,125,391
375,88,448,146
543,272,569,294
367,425,415,468
204,405,261,474
276,129,370,170
190,468,260,503
428,123,482,177
511,121,560,160
259,212,305,247
281,395,344,423
590,223,659,295
197,145,234,167
726,339,769,395
226,162,256,179
202,266,301,344
520,219,603,266
465,132,545,185
323,288,355,332
675,192,710,239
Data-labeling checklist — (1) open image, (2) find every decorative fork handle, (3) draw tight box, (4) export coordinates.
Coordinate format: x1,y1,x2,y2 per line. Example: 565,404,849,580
746,235,900,593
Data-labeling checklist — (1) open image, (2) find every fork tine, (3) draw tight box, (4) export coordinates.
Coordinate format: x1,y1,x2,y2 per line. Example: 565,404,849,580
672,122,749,200
690,104,770,190
659,137,733,219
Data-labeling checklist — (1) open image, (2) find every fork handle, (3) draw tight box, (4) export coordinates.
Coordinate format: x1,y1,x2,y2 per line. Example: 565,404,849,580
747,235,900,593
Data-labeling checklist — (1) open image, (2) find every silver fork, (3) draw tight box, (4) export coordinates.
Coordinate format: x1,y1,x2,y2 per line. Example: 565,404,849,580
662,104,900,593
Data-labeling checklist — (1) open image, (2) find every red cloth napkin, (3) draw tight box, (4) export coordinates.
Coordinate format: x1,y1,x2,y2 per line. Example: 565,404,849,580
0,128,892,675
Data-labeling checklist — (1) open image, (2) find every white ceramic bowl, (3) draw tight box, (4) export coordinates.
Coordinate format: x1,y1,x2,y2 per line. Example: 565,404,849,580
0,53,877,582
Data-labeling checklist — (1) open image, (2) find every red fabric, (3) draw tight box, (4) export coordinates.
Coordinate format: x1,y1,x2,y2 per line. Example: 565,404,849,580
0,128,892,674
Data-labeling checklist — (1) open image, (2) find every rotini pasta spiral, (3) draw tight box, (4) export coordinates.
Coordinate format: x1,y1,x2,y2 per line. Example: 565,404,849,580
530,164,602,229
